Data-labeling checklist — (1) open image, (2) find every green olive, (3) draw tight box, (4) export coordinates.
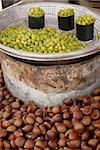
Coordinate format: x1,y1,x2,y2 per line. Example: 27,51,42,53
58,8,74,17
28,7,44,17
76,15,96,25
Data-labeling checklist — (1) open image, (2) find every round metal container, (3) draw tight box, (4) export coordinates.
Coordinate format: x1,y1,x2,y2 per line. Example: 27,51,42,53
0,2,100,63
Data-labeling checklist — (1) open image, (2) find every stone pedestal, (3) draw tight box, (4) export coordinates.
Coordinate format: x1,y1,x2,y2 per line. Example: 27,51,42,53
0,52,100,106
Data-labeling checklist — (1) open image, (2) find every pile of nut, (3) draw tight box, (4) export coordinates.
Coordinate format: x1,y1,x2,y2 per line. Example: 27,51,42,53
0,68,100,150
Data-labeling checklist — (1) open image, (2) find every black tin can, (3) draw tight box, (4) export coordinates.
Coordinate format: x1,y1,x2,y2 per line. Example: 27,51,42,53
28,15,45,29
58,15,74,31
76,23,94,41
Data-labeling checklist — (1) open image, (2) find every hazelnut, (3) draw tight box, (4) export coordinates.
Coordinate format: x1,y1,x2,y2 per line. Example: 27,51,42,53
81,130,90,140
25,132,37,140
15,137,25,147
92,120,100,128
0,128,7,137
14,129,23,138
26,114,35,124
10,139,16,148
95,129,100,138
3,111,11,119
55,123,66,133
36,117,43,124
60,104,69,112
91,102,100,109
47,130,57,140
88,139,98,147
74,122,84,133
73,110,83,120
96,144,100,150
34,146,42,150
93,96,100,102
7,125,16,132
52,105,60,114
63,112,70,119
68,130,79,140
35,140,45,149
8,133,15,140
91,109,100,120
32,126,41,136
3,140,10,149
63,98,73,105
80,105,92,115
81,116,91,126
27,101,36,113
44,122,51,129
92,87,100,96
67,140,80,148
35,109,43,116
58,138,66,147
63,120,72,128
51,114,62,123
24,139,34,149
39,124,46,134
2,120,11,128
11,101,20,109
22,125,33,132
13,119,23,127
48,140,57,149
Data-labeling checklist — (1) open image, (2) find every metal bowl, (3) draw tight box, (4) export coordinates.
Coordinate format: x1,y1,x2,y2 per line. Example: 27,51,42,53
0,2,100,63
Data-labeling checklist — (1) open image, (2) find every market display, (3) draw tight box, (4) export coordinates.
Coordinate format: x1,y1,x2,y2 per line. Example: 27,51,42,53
0,26,88,53
0,68,100,150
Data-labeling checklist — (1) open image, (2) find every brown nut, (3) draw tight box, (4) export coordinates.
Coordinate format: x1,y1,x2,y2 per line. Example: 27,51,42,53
3,140,10,149
2,120,11,128
63,112,70,119
0,128,7,137
51,114,62,123
91,102,100,109
13,119,23,127
32,126,41,136
15,137,25,147
81,130,90,140
10,139,16,148
67,140,80,148
3,111,11,119
96,144,100,150
60,104,69,112
39,124,46,134
26,114,35,124
63,98,73,105
14,129,23,138
74,122,84,133
25,132,37,140
27,101,36,113
55,123,66,133
73,110,83,120
58,138,66,148
8,133,15,140
7,125,16,132
48,140,57,149
52,105,60,114
91,109,100,120
93,96,100,102
63,120,72,128
81,116,91,126
92,87,100,96
35,109,43,116
92,120,100,129
88,139,98,147
44,122,51,129
11,101,20,109
68,130,79,140
47,130,57,140
24,139,34,149
34,146,42,150
22,125,33,132
81,141,92,150
95,129,100,138
36,117,43,124
80,105,92,115
35,140,45,149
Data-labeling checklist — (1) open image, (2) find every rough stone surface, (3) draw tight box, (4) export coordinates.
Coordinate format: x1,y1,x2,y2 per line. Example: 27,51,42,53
0,52,100,106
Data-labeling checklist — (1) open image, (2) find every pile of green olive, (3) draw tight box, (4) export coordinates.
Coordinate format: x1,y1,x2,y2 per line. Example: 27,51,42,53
28,7,44,17
0,26,88,53
76,15,96,25
58,8,74,17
